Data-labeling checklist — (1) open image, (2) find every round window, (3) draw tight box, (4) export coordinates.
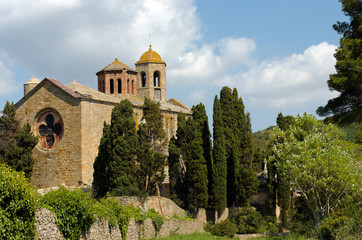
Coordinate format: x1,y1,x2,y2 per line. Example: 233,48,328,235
36,111,63,149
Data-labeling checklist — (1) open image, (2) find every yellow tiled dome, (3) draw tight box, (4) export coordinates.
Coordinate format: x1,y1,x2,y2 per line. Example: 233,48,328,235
136,45,165,64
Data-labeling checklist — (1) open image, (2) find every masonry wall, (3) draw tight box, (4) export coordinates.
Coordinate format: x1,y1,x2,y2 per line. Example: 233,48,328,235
16,82,83,188
35,208,203,240
80,101,114,186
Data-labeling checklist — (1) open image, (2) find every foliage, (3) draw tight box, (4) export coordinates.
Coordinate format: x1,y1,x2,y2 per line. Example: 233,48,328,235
268,114,361,235
210,219,238,238
0,101,37,179
149,232,235,240
183,116,209,212
219,87,258,207
42,187,96,240
317,0,362,125
212,96,227,212
93,121,111,198
276,113,294,131
146,209,165,233
228,206,263,234
169,111,209,213
192,103,213,206
137,98,167,193
168,113,187,207
93,100,141,198
0,164,40,240
0,101,19,160
3,123,38,179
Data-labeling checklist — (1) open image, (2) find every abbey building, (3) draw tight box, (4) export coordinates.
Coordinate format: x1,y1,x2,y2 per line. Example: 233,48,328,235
15,46,192,189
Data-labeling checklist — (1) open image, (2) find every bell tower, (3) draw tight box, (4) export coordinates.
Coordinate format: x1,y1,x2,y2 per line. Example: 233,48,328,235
135,45,166,101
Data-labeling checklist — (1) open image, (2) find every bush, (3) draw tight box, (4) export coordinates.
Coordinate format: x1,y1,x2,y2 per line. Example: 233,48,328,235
228,207,263,234
210,219,238,238
0,164,40,239
146,209,165,233
42,187,96,240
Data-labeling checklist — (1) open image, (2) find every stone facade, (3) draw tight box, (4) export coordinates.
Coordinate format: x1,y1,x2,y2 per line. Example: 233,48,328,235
15,47,192,189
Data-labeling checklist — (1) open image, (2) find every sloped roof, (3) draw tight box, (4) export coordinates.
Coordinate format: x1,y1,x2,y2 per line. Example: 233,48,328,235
17,78,192,115
97,58,136,73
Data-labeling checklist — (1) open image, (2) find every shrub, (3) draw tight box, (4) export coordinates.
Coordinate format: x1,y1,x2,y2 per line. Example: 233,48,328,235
0,164,40,239
228,207,263,234
210,219,237,237
42,187,96,240
146,209,165,233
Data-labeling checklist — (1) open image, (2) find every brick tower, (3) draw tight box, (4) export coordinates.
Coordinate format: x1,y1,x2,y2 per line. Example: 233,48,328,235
135,45,166,101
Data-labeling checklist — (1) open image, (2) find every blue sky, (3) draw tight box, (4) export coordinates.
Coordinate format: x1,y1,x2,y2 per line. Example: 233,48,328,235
0,0,347,132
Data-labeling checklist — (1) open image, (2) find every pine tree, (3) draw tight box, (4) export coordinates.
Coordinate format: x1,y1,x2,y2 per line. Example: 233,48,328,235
191,103,213,205
212,95,227,212
137,98,167,193
92,121,111,198
4,123,38,179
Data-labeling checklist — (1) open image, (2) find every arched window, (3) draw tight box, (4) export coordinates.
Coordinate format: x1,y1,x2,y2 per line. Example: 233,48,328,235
154,71,160,87
141,72,146,87
110,79,114,94
118,79,122,93
127,79,130,94
131,80,134,94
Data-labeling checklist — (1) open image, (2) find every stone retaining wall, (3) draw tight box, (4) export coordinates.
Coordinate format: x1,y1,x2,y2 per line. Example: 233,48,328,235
35,209,203,240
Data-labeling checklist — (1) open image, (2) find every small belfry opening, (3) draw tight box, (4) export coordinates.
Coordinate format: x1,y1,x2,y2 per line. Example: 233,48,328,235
141,72,146,87
118,79,122,93
110,79,114,94
154,71,160,87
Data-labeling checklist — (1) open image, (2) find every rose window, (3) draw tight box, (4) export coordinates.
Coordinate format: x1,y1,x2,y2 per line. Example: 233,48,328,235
36,111,63,149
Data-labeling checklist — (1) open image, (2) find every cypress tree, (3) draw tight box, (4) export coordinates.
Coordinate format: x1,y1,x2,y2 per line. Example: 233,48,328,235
108,99,139,195
212,96,227,212
137,98,167,193
93,99,140,197
168,113,187,206
191,103,213,205
219,87,258,207
93,121,111,198
183,117,208,213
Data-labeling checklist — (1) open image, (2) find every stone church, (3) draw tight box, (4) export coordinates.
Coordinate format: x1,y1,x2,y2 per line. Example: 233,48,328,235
15,46,192,190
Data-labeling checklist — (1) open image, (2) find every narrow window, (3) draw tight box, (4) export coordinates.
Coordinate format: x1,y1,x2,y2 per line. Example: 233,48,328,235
141,72,146,87
110,79,114,94
127,79,130,94
118,79,122,93
131,80,134,94
154,71,160,87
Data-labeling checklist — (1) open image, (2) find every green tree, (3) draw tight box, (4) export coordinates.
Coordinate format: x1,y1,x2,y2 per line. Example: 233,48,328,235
317,0,362,124
276,112,294,131
0,164,40,240
92,100,140,198
183,117,208,212
268,114,360,235
191,103,213,205
3,123,38,179
219,87,258,207
0,101,19,160
137,98,167,193
212,96,227,213
92,122,111,199
168,113,187,206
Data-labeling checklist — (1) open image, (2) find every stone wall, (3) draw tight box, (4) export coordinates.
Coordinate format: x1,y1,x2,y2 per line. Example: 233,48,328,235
35,209,203,240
